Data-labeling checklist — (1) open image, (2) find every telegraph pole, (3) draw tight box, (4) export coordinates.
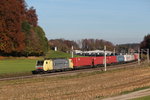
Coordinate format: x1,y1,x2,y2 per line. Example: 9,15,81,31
138,48,140,65
104,46,107,71
113,48,116,56
141,49,143,59
71,46,74,58
147,49,149,63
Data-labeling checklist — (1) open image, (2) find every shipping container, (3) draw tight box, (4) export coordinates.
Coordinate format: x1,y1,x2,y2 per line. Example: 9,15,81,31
124,55,135,62
71,57,93,67
117,55,124,63
106,56,117,64
134,54,139,60
131,55,135,61
92,57,104,65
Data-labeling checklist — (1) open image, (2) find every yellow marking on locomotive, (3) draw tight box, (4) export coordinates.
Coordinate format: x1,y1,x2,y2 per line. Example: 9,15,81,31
69,59,73,68
43,60,53,71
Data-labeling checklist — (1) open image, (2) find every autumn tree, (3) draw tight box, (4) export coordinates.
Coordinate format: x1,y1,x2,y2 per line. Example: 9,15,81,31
26,7,38,27
0,0,26,54
140,34,150,54
0,0,48,56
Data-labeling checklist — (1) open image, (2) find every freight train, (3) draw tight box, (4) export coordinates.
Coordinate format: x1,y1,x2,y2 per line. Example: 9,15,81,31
33,54,139,74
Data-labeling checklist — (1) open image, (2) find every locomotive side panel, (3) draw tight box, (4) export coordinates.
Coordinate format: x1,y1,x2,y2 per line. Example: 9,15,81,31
52,59,70,70
43,60,53,71
36,60,53,71
69,59,74,68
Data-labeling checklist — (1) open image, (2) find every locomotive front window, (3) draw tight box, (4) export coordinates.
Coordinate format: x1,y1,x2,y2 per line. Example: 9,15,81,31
37,61,44,66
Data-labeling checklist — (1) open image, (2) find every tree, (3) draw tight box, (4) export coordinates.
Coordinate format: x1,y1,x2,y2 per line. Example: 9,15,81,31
116,43,139,53
49,39,79,52
0,0,48,56
0,0,26,53
26,7,38,27
140,34,150,53
81,39,115,51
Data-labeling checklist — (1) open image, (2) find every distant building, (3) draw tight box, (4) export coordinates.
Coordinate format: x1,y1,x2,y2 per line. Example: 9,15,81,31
74,50,113,56
54,47,57,51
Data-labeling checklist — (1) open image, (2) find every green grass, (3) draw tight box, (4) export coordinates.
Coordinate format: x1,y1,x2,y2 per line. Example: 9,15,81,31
0,59,37,75
132,95,150,100
0,50,74,75
120,86,150,95
45,50,80,58
0,50,80,77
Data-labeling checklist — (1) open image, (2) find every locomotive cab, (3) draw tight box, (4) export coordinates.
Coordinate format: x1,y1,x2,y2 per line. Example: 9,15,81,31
36,60,53,71
36,60,44,70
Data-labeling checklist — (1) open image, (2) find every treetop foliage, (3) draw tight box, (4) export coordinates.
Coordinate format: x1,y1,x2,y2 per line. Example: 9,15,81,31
140,34,150,50
116,43,139,54
49,39,79,52
49,38,115,52
80,39,115,51
0,0,48,56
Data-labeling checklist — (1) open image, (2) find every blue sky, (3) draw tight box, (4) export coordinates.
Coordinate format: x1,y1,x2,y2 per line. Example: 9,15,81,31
25,0,150,44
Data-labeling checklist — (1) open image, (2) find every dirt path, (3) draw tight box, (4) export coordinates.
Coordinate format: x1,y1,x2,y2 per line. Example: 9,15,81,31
103,88,150,100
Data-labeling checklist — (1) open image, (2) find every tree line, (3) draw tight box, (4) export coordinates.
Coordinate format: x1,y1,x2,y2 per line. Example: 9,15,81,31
0,0,48,56
49,39,115,52
116,43,140,53
49,35,150,54
116,34,150,54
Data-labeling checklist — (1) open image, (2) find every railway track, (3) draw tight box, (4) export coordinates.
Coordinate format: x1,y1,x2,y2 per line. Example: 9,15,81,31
0,61,143,81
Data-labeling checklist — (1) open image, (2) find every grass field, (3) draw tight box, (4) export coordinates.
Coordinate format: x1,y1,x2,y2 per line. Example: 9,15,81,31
0,50,79,77
0,59,37,76
0,62,150,100
132,95,150,100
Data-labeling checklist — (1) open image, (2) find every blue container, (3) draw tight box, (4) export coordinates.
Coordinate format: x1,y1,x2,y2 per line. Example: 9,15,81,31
117,55,124,62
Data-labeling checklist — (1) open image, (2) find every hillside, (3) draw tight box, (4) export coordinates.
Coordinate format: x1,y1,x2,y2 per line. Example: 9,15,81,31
45,50,79,58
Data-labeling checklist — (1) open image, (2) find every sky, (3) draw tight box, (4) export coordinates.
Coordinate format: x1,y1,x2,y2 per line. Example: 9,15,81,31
25,0,150,44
